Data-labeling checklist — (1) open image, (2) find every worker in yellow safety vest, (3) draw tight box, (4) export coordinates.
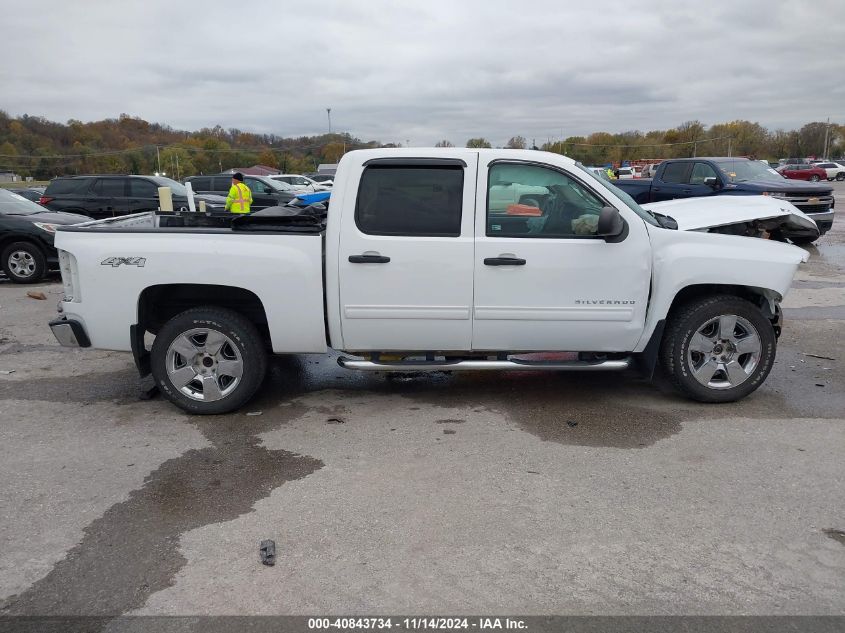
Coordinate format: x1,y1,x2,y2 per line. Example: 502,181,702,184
225,172,253,214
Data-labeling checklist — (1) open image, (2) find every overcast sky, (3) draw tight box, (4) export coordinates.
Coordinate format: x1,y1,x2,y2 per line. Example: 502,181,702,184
2,0,844,146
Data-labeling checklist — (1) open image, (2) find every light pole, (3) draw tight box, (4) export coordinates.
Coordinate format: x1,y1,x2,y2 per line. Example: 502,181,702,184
326,108,332,136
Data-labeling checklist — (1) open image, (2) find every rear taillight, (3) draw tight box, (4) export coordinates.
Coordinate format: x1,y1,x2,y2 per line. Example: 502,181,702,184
39,196,53,205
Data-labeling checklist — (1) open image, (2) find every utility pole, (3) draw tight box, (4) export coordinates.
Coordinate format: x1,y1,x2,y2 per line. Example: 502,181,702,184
728,137,732,157
156,146,161,175
326,108,332,136
692,140,698,158
822,117,830,159
175,153,180,181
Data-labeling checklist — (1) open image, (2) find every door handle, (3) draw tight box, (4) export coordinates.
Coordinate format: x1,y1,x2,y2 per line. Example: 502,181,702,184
652,187,661,192
682,189,692,194
484,256,526,266
349,254,390,264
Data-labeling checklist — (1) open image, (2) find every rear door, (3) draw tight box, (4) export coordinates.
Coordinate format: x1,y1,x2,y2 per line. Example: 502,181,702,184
651,162,692,201
473,160,651,352
89,177,127,218
337,155,477,351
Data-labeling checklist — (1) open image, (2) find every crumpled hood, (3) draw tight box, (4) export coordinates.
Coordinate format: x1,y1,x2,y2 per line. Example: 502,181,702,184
643,195,819,234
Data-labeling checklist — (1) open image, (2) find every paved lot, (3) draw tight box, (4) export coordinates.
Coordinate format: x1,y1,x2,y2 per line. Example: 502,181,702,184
0,186,843,616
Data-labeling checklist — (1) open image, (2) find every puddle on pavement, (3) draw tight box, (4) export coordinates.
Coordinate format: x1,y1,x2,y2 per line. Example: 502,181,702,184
0,405,323,616
823,529,845,546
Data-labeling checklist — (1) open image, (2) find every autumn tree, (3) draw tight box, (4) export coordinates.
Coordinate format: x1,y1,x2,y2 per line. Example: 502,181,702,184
505,136,526,149
466,138,492,148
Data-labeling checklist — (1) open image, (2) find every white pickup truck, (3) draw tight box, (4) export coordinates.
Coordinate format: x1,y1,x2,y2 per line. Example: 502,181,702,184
49,149,810,414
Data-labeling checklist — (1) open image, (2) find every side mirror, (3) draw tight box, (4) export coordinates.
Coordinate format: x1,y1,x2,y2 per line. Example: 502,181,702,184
597,206,625,239
703,176,718,188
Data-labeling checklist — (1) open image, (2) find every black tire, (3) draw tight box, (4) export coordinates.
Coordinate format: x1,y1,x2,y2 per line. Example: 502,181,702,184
836,173,845,181
790,236,817,245
1,241,47,283
809,175,820,182
660,295,776,403
151,307,267,414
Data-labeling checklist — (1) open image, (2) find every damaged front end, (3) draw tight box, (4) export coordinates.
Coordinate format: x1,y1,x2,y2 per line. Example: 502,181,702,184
643,195,819,242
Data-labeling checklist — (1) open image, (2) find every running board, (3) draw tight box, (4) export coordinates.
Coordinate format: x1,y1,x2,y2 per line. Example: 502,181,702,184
337,357,632,372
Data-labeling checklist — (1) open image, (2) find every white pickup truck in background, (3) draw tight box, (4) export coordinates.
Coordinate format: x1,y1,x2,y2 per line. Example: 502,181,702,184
49,149,809,414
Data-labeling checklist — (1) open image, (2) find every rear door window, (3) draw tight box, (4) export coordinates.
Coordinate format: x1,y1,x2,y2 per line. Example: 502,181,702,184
355,165,463,237
660,163,690,184
92,178,126,196
45,178,93,195
212,177,232,192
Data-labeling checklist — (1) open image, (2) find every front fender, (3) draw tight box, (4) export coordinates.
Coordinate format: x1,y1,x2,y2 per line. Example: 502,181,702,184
635,227,806,351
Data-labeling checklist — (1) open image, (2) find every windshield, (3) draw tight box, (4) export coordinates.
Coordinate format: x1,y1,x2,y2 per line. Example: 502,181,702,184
574,163,659,227
0,189,47,215
714,159,784,183
151,176,188,196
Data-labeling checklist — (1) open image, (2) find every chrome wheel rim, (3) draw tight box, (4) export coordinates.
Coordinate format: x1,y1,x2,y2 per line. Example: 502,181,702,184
166,328,243,402
687,314,761,390
8,250,36,278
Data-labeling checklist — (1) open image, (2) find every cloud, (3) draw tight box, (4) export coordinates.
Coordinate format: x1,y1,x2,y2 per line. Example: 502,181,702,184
2,0,844,145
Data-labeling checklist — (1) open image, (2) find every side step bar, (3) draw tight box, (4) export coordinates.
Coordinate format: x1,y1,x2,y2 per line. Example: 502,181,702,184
337,357,631,372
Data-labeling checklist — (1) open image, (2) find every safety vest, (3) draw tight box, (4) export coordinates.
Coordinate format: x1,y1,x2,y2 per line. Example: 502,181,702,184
226,182,253,214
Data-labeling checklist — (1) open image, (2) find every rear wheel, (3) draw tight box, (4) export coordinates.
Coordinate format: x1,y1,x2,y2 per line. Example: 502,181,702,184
660,295,776,403
790,236,817,245
151,307,267,414
809,175,820,182
1,241,47,283
836,173,845,181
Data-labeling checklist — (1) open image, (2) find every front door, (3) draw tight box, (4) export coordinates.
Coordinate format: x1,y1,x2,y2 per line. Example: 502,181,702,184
126,178,160,213
338,155,477,351
473,160,651,352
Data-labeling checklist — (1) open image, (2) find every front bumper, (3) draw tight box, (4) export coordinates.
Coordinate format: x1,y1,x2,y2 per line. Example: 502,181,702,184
49,317,90,347
805,209,835,234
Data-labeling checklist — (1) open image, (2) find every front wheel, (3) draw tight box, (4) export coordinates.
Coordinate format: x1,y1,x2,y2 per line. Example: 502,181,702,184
660,295,776,403
151,307,267,414
1,241,47,283
836,173,845,181
790,236,817,245
809,175,820,182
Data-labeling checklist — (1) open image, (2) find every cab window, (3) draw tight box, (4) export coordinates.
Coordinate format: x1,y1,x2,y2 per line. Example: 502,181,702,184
355,165,463,237
129,179,159,198
92,178,126,196
689,162,718,185
245,178,269,194
487,163,605,238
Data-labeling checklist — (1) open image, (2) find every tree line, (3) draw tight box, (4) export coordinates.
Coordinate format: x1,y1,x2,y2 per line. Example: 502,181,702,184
0,111,841,180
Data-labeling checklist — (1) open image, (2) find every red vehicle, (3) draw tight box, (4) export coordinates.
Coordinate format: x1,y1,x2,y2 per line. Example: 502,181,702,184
777,164,828,182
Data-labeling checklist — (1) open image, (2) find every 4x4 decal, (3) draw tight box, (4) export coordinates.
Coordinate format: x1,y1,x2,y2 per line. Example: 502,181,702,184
101,257,146,267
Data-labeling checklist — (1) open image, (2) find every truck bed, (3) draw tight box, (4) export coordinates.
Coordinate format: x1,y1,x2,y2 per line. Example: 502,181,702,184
54,211,328,354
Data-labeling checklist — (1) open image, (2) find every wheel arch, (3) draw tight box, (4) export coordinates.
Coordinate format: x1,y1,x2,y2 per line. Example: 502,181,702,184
134,283,271,376
635,283,782,379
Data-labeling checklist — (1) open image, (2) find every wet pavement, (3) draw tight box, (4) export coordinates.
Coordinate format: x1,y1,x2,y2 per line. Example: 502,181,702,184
0,189,843,616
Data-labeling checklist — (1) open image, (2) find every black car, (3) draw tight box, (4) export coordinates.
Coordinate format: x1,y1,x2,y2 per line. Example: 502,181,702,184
9,187,46,202
184,174,297,210
0,189,88,283
40,175,227,220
